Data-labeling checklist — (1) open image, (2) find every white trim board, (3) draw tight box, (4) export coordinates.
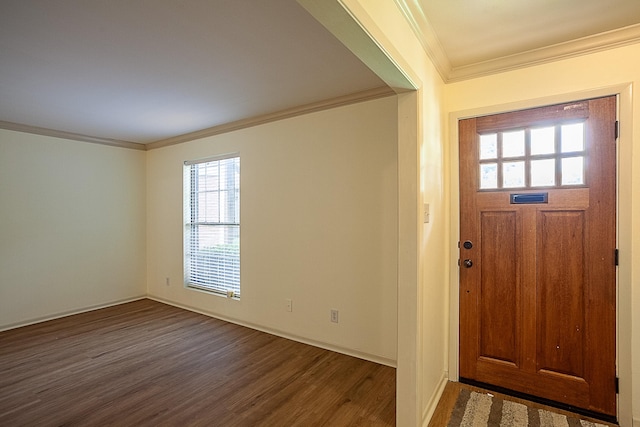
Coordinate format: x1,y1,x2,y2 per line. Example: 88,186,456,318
0,296,147,333
147,295,397,368
422,372,449,427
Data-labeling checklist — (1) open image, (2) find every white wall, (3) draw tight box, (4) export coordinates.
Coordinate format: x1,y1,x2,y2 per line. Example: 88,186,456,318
146,96,398,364
445,43,640,427
0,130,147,329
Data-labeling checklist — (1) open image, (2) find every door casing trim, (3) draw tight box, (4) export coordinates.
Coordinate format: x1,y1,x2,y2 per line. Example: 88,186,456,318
447,83,633,425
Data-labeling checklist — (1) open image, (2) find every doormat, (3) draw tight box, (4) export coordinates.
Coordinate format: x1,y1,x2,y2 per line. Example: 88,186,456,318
447,389,611,427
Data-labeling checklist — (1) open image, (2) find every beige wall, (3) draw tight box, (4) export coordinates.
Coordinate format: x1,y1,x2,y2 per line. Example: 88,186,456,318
331,1,449,425
0,129,147,329
445,43,640,426
146,96,399,364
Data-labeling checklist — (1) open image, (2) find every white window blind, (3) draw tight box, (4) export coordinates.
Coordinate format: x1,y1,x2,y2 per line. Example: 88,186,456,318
184,155,240,297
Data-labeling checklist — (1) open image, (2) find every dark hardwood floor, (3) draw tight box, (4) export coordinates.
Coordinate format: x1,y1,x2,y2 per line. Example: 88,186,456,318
0,299,395,426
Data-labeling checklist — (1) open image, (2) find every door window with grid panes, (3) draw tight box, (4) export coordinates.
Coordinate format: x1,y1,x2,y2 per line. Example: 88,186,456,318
479,122,585,190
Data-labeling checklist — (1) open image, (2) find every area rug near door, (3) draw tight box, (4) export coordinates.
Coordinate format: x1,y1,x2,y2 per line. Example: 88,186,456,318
447,389,610,427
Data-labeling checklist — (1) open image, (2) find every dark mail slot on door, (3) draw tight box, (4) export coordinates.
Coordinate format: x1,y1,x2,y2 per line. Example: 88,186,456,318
510,193,548,204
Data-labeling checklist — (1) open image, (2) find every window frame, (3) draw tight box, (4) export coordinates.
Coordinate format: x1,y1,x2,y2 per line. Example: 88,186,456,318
183,153,240,298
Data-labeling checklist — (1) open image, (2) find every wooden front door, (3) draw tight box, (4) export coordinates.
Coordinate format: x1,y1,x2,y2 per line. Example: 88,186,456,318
458,96,617,417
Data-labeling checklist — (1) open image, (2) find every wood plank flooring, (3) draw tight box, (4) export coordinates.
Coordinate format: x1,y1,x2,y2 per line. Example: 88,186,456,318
0,299,395,426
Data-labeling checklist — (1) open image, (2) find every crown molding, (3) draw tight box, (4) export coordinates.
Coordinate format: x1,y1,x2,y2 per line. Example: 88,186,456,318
1,87,395,151
393,1,640,83
447,23,640,82
146,86,396,150
0,120,146,150
393,0,451,82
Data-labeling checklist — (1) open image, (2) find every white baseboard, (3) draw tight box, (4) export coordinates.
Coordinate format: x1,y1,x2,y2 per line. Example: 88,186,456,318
147,295,397,368
0,295,147,332
422,371,449,427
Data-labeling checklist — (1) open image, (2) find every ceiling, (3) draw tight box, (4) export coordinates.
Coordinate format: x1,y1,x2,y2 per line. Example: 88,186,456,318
2,1,640,146
0,0,387,146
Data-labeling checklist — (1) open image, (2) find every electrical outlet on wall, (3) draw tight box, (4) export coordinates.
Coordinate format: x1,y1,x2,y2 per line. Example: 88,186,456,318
286,298,293,312
330,309,339,323
165,277,170,286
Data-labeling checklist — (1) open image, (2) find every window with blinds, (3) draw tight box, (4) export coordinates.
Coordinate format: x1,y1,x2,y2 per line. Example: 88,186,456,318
184,154,240,298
